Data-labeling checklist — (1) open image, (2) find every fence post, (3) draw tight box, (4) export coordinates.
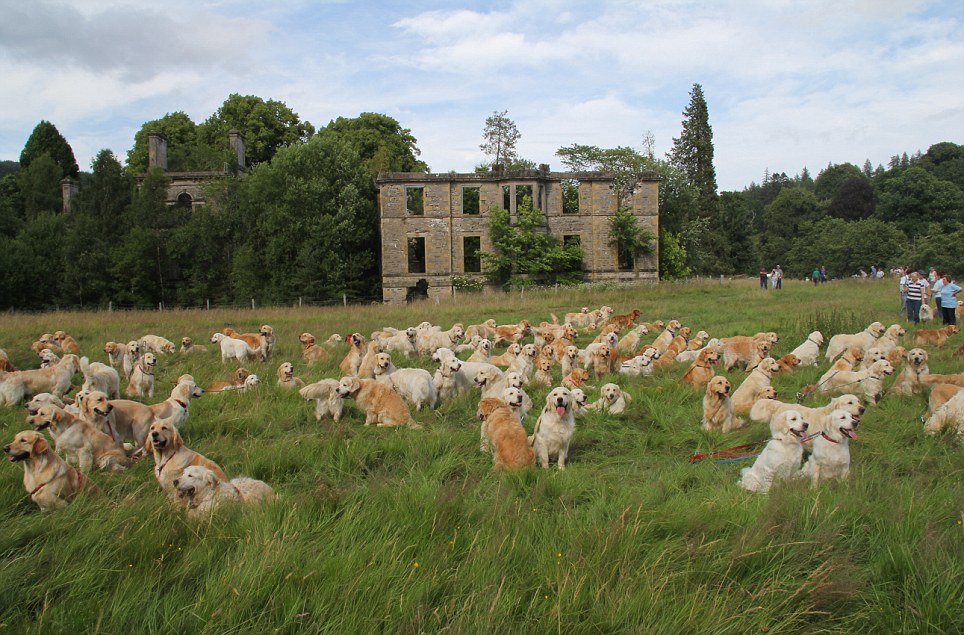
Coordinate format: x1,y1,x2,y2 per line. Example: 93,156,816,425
108,301,113,313
299,296,302,308
159,302,163,312
343,294,347,307
251,298,255,310
206,299,210,311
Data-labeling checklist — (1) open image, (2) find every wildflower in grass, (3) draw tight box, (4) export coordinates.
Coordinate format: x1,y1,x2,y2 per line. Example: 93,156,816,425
413,562,420,569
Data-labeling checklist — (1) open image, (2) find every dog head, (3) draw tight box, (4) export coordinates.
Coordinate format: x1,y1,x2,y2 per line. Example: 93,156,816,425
82,391,113,420
242,375,260,389
336,376,362,398
277,362,295,381
180,337,193,349
173,378,203,400
666,320,682,332
141,352,157,371
885,324,906,339
760,357,781,375
474,366,502,389
569,388,588,408
520,344,538,360
504,371,527,389
870,360,895,376
476,397,507,421
600,383,622,404
25,393,63,416
759,386,778,400
809,331,824,345
209,333,225,345
907,348,928,367
299,332,316,347
501,387,525,410
438,356,462,377
545,387,572,417
538,357,553,373
105,341,122,356
771,409,808,440
565,345,579,361
825,408,859,441
830,394,866,417
173,464,219,500
259,325,274,339
505,343,522,358
868,322,886,337
148,420,182,453
326,333,343,345
566,368,590,385
698,348,720,366
707,375,731,399
234,368,251,384
29,404,66,432
776,354,801,370
4,430,50,462
864,347,885,365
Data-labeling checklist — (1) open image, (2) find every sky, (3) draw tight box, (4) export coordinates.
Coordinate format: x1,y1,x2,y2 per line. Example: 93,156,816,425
0,0,962,191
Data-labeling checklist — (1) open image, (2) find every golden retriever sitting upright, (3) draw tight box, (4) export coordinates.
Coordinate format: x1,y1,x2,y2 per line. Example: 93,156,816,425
731,357,781,414
339,333,366,376
529,387,576,469
651,320,683,354
679,347,720,387
789,331,823,366
126,352,156,398
336,376,421,429
476,397,534,471
888,348,929,395
276,362,305,389
4,430,95,510
148,421,227,497
702,376,744,432
299,333,330,365
173,464,275,517
913,325,959,348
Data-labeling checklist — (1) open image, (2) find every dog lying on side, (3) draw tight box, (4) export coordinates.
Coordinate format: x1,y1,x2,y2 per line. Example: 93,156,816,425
738,409,809,493
173,465,275,517
476,397,534,471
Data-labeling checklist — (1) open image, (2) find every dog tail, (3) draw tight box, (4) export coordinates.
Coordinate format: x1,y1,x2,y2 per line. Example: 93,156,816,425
549,313,559,325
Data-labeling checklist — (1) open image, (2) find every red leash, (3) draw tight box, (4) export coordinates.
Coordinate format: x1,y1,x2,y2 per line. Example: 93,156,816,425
689,442,763,463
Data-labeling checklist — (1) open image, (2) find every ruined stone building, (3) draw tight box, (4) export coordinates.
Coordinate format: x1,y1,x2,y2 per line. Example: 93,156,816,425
376,167,660,304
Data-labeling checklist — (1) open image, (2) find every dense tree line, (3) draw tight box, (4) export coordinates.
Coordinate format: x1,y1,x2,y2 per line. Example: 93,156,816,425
1,87,961,310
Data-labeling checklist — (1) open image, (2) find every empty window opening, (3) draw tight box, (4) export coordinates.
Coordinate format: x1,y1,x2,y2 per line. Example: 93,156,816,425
515,184,533,210
502,185,511,211
462,186,480,215
463,236,482,272
176,192,194,209
618,249,634,271
408,237,426,273
563,235,581,249
406,186,424,215
562,179,579,214
406,279,429,303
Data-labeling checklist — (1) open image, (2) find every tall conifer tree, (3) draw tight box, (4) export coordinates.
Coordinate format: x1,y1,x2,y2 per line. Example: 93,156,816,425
668,84,718,219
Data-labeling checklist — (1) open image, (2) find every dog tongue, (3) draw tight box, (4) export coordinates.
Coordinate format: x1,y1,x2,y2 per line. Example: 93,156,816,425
843,428,857,440
556,406,566,416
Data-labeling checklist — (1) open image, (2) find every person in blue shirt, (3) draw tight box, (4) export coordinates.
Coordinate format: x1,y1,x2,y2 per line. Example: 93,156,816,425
937,273,961,325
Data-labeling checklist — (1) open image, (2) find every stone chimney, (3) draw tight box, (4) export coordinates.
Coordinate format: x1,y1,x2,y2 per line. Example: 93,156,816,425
228,129,246,170
147,131,168,170
61,177,78,214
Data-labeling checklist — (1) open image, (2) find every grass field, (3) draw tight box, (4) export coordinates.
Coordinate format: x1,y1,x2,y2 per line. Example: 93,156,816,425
0,278,961,634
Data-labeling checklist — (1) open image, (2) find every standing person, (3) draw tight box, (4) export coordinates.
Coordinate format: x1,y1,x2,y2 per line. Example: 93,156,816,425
759,267,768,290
774,265,783,289
898,267,910,316
938,273,961,325
812,268,821,286
870,265,878,279
931,272,945,308
905,271,929,323
820,266,828,283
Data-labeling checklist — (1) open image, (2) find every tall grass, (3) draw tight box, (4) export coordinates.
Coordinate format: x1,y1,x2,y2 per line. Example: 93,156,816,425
0,278,961,633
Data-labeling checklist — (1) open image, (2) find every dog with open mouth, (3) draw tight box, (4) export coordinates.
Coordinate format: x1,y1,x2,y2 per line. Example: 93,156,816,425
5,429,97,510
148,420,227,497
888,348,929,395
529,387,576,469
800,409,859,486
738,409,809,493
173,464,274,517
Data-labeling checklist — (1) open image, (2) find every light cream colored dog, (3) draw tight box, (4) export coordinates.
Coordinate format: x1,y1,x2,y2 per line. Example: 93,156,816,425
825,322,885,360
141,334,176,355
432,355,471,401
126,352,156,398
702,375,744,432
4,354,81,401
473,365,508,400
31,402,129,473
80,356,120,399
651,320,682,354
372,353,437,411
477,397,534,470
259,325,277,359
211,332,259,363
789,331,823,366
800,409,858,486
299,379,344,422
276,362,305,389
501,386,531,422
731,357,781,414
888,348,929,395
586,382,632,415
122,340,141,380
466,338,493,363
858,346,886,371
174,464,275,517
874,324,905,354
815,359,894,403
749,394,865,441
529,387,576,469
923,389,964,435
336,376,421,428
737,409,808,493
4,430,95,510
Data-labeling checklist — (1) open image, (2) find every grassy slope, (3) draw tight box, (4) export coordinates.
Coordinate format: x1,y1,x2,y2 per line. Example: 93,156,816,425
0,279,961,634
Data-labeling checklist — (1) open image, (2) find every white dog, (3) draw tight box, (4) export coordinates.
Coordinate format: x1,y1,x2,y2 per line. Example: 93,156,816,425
825,322,885,360
211,332,259,363
586,382,631,414
800,409,858,486
372,353,437,411
738,409,809,493
789,331,823,366
80,356,121,399
173,465,275,517
529,387,576,469
140,334,177,355
299,379,345,422
432,355,471,402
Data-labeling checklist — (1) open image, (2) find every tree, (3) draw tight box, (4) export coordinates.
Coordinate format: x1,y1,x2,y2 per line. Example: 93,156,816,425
16,153,62,219
668,83,718,220
322,113,428,178
760,187,820,266
198,94,314,167
480,110,521,168
555,144,652,192
827,177,875,220
126,112,217,173
20,120,78,178
917,141,964,191
608,206,655,277
786,218,906,279
718,192,758,274
813,162,864,201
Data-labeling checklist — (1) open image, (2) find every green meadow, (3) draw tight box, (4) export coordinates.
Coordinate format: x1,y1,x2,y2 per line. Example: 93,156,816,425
0,278,961,634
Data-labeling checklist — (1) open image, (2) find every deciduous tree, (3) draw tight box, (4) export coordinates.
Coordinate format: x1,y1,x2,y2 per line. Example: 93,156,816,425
199,94,314,167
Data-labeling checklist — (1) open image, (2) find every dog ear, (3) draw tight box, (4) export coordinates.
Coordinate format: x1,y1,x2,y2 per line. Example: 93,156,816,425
169,427,183,451
32,435,49,455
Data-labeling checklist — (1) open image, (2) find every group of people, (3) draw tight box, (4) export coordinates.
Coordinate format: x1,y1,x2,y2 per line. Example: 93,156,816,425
858,266,886,279
811,266,828,285
899,267,960,324
758,266,783,290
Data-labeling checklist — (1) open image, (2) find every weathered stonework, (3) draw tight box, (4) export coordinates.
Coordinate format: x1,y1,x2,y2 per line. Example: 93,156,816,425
136,131,245,209
377,168,660,303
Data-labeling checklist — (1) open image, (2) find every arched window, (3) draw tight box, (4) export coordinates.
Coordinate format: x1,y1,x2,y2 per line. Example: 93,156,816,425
176,192,193,208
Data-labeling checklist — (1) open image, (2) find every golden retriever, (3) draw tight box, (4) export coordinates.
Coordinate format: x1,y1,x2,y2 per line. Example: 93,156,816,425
53,331,81,354
140,334,177,355
80,356,120,399
874,324,906,354
179,337,207,354
586,382,631,414
815,360,894,403
31,402,129,473
679,347,720,387
276,362,305,389
888,348,929,395
173,464,275,517
476,397,534,470
211,332,260,363
913,325,959,348
788,331,823,366
299,379,345,422
473,365,508,400
721,335,770,371
222,327,267,361
372,353,437,411
104,341,126,368
126,352,156,398
206,367,251,393
604,309,641,332
800,409,858,486
886,346,908,366
492,319,532,347
749,394,865,441
825,321,885,360
1,353,81,402
432,355,471,401
775,354,802,373
4,430,95,510
731,357,781,414
702,375,744,432
299,333,330,365
339,333,366,376
489,342,521,368
651,320,683,354
149,420,227,496
465,319,498,341
737,409,809,493
533,357,554,387
924,388,964,434
357,341,384,379
336,376,420,428
259,325,276,359
529,387,576,469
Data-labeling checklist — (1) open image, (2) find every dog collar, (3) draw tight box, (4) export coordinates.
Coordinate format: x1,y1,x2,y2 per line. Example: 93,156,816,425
30,465,72,496
807,336,821,346
667,329,677,337
863,327,878,336
819,432,840,444
156,457,172,477
174,399,188,409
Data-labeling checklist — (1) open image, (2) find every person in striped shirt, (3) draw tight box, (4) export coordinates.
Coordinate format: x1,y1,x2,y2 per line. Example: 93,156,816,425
905,271,929,323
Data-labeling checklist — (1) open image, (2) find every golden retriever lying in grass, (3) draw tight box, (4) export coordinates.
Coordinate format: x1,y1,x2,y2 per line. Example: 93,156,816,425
476,397,534,470
4,430,96,510
173,465,275,517
913,325,959,348
149,421,227,497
